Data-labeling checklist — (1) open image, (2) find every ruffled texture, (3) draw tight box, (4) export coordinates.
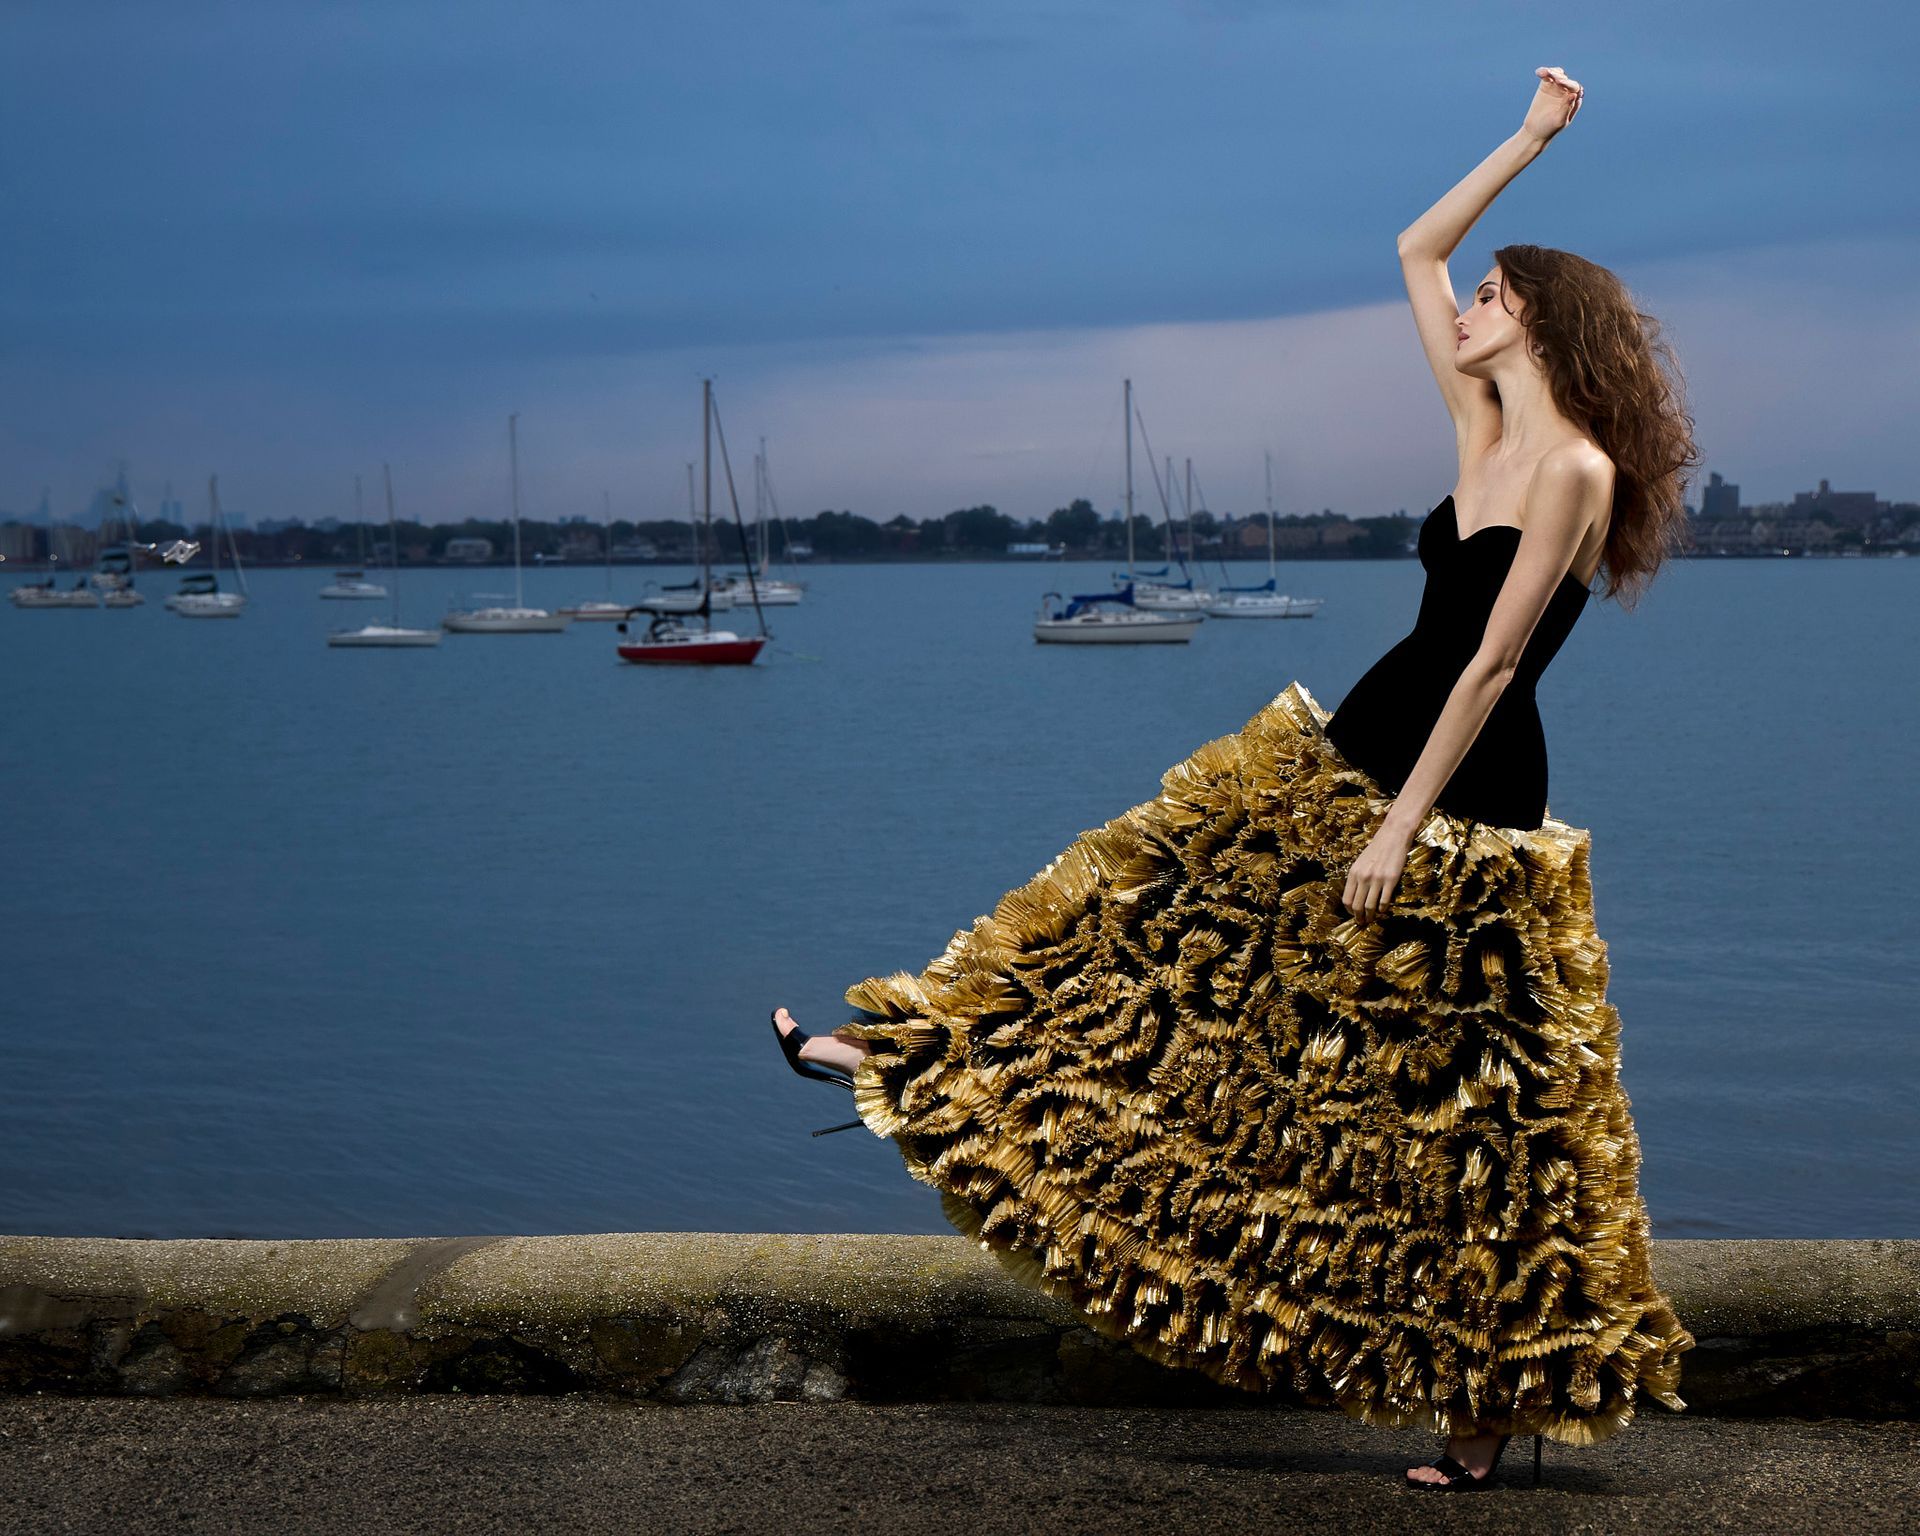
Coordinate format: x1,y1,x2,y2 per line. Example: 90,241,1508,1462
843,680,1692,1445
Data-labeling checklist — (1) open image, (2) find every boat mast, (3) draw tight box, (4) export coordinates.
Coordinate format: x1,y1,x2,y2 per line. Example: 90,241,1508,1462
354,475,367,567
383,461,401,626
207,476,218,584
603,489,614,597
686,462,698,573
1123,378,1134,579
220,476,249,595
1164,455,1180,576
508,412,524,609
1184,457,1197,575
701,377,713,634
755,438,768,572
1265,450,1277,580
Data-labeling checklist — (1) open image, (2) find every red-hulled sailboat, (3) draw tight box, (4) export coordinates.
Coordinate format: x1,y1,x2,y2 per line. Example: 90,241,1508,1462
616,377,769,666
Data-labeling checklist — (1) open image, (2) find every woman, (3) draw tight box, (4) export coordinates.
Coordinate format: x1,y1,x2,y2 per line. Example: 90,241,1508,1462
772,64,1697,1492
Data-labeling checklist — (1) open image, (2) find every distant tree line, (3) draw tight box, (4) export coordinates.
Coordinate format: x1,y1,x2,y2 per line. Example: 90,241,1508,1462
1,498,1422,565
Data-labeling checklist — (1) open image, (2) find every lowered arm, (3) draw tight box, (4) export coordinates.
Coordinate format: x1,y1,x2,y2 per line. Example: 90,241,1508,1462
1379,450,1607,840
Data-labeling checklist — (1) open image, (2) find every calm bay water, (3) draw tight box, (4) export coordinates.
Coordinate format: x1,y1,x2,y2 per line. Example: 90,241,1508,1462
2,553,1915,1240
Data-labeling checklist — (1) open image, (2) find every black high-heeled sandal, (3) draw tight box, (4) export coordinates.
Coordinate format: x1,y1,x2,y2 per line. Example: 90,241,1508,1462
1406,1432,1542,1491
770,1009,864,1137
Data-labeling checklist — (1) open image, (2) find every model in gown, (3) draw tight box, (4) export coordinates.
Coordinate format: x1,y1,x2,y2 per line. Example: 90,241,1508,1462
772,64,1701,1492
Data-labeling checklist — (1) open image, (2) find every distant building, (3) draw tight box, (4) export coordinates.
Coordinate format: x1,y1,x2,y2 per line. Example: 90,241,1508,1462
1791,478,1880,523
49,526,97,565
1006,541,1064,557
1699,471,1741,519
444,536,494,562
0,524,39,562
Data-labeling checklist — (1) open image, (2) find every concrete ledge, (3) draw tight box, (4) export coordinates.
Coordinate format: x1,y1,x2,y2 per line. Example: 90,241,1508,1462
1,1235,1915,1415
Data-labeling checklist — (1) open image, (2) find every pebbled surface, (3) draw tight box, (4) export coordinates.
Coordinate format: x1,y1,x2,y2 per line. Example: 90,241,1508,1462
1,1397,1916,1535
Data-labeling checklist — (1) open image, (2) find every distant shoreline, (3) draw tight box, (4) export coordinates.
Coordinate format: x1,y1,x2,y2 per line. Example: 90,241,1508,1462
4,549,1913,574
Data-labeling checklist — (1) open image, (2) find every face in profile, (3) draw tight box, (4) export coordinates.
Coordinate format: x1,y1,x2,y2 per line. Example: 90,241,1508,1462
1454,265,1529,380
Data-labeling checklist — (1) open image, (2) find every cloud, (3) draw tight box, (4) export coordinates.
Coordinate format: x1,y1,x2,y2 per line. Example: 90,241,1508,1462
5,235,1909,527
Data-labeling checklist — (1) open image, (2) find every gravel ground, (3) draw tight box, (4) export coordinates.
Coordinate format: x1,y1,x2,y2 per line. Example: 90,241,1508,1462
2,1396,1915,1535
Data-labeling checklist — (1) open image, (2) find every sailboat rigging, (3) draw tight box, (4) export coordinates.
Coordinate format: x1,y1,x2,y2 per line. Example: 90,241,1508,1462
1112,393,1211,613
320,476,388,600
560,490,633,620
328,464,442,647
1036,379,1199,643
616,378,769,665
443,413,570,633
1206,451,1325,619
166,476,249,617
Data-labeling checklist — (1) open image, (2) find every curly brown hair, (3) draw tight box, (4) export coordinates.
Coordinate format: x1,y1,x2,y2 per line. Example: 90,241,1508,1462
1492,243,1702,607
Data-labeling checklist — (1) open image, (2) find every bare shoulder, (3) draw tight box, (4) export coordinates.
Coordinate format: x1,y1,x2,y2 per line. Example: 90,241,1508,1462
1529,440,1615,517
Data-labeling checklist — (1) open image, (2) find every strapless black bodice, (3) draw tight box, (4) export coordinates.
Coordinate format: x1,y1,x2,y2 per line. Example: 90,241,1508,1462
1324,495,1591,830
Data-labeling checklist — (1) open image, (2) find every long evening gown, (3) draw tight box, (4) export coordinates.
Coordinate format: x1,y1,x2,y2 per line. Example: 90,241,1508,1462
839,494,1694,1445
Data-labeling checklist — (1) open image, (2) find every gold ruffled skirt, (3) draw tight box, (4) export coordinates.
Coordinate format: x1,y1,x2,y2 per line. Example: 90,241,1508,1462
842,680,1692,1445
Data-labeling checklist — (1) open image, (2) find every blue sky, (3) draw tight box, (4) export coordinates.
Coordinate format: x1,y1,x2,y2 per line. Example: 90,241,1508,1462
2,0,1914,527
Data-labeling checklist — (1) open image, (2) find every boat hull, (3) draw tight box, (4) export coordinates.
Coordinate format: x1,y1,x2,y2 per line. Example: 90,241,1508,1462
167,595,247,617
328,626,443,648
1034,615,1199,644
617,633,766,665
9,589,100,608
442,610,571,633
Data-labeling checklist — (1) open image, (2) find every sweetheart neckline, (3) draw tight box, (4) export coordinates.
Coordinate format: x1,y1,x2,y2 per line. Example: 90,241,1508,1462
1434,495,1592,597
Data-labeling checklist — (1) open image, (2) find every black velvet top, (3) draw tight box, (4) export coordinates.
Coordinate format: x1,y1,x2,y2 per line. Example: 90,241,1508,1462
1324,495,1592,830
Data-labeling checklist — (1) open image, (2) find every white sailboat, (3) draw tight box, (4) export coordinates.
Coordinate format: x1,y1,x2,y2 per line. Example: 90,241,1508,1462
710,441,805,605
329,464,442,647
320,480,390,600
1036,380,1200,644
1206,452,1325,619
559,490,632,620
93,466,147,607
10,491,101,608
636,463,735,614
1128,452,1213,612
166,476,249,617
443,413,570,634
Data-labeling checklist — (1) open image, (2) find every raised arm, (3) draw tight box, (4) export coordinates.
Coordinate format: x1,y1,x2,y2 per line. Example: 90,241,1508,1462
1397,67,1584,454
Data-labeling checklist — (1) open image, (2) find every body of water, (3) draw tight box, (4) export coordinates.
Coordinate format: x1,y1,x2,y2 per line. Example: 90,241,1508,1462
3,552,1914,1239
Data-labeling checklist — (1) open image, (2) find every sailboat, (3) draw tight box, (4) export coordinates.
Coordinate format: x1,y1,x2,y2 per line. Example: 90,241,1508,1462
320,478,390,600
1043,379,1202,643
10,492,101,608
443,413,570,633
329,464,442,647
559,491,632,620
1128,451,1213,612
166,476,249,617
94,466,147,607
1206,452,1325,619
636,463,735,614
710,441,805,606
616,378,769,664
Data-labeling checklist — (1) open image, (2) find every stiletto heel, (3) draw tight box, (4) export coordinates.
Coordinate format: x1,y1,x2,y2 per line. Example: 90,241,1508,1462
770,1010,864,1137
1532,1432,1542,1486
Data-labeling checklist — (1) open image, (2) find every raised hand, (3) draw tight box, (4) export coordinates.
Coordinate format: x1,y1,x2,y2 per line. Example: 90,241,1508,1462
1521,65,1584,144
